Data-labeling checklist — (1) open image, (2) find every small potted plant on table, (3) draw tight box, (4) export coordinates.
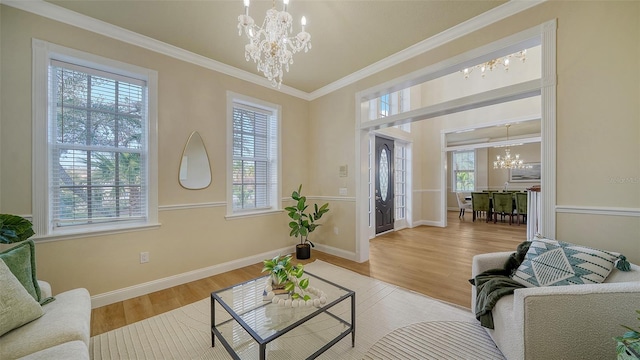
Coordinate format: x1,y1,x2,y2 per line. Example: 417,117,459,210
261,254,327,307
285,185,329,260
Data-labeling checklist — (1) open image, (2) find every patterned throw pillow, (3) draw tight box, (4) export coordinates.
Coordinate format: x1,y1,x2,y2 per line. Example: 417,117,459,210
512,238,622,287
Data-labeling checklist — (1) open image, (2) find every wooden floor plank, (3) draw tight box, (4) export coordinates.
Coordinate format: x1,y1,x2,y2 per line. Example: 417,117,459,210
90,211,526,336
90,302,126,337
122,295,154,325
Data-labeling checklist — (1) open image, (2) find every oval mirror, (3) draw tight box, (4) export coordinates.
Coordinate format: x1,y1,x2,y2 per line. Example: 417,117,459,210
179,131,211,189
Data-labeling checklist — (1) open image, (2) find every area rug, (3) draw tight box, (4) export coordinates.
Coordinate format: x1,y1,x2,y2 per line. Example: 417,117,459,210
363,321,504,359
90,260,499,359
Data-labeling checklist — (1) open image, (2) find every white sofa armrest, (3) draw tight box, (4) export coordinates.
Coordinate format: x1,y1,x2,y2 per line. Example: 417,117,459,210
471,252,513,308
38,280,52,299
514,282,640,360
471,251,513,277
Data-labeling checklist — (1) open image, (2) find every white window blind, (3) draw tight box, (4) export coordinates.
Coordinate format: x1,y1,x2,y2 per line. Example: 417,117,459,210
49,60,148,228
232,102,278,212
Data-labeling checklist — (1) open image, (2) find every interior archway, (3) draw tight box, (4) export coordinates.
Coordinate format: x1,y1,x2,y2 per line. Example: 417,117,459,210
354,20,556,262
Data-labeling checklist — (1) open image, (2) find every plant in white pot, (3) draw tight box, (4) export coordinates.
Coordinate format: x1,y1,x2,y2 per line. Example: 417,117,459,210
285,185,329,260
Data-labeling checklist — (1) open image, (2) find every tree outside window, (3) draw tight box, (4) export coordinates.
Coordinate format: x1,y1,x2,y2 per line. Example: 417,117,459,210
453,151,475,192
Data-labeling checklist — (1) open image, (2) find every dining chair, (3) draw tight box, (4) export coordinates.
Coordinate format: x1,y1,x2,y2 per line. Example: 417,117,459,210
456,192,472,219
515,192,528,225
492,192,515,225
471,192,491,222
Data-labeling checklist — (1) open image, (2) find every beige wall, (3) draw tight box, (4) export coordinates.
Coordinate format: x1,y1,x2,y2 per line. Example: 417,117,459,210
0,6,311,295
308,1,640,262
1,1,639,300
488,142,541,190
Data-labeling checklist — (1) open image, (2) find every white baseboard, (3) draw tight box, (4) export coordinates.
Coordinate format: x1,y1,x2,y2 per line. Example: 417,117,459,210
90,246,292,308
413,220,444,228
312,243,357,262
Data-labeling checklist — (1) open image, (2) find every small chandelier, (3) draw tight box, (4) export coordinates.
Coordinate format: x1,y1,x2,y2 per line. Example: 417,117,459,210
462,50,527,79
494,124,526,170
237,0,311,88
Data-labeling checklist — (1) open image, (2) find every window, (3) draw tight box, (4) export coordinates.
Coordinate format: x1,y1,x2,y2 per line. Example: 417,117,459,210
32,40,158,238
452,150,475,192
379,94,390,118
227,93,280,216
394,143,407,221
368,89,411,132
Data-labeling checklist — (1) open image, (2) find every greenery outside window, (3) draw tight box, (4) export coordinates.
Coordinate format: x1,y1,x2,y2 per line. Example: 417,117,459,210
32,40,158,238
452,150,475,192
227,93,281,217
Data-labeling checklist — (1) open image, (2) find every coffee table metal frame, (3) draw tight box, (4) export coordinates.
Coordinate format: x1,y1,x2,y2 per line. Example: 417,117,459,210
211,271,355,360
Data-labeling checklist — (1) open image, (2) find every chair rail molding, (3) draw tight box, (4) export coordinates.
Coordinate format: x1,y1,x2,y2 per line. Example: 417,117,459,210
555,206,640,217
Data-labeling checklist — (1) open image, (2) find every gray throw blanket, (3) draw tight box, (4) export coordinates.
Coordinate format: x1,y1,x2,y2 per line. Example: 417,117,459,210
469,241,531,329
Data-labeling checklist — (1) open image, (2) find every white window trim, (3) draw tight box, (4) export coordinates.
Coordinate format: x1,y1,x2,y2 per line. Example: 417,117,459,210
394,140,411,230
31,39,159,240
225,91,282,219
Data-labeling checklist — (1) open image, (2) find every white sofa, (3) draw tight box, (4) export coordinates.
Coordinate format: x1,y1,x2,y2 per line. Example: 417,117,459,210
0,280,92,360
472,251,640,360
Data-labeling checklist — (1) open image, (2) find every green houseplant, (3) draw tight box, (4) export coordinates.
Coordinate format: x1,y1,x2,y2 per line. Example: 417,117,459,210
285,185,329,259
261,254,311,301
0,214,35,244
615,310,640,359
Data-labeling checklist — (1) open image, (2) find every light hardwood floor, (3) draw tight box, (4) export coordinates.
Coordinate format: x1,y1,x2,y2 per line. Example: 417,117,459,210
90,210,525,336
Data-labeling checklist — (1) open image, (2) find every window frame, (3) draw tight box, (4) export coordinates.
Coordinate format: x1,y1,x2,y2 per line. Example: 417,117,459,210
451,150,476,192
394,141,408,223
226,92,282,219
32,39,159,240
368,89,412,132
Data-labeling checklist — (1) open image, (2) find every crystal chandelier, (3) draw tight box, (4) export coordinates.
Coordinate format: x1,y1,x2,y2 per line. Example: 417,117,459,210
493,124,526,170
462,50,527,79
237,0,311,88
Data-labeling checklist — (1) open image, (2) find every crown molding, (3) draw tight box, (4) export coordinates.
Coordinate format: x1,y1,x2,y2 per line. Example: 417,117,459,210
1,0,311,100
2,0,544,101
308,0,546,100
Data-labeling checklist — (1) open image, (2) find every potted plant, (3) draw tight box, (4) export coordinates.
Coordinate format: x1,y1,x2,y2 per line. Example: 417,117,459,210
615,310,640,359
261,254,311,301
285,185,329,260
0,214,35,244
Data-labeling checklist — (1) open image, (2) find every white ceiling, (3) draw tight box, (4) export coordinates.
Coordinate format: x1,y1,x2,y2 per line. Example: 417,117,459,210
44,0,508,94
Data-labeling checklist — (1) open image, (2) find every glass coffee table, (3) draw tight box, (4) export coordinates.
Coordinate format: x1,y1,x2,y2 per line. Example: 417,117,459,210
211,271,355,359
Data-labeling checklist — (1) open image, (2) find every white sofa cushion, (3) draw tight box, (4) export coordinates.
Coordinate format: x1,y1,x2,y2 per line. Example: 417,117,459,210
486,294,518,360
19,340,89,360
0,288,91,359
0,258,44,337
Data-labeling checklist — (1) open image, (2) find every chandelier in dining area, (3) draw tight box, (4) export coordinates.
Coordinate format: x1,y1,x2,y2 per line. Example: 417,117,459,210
462,50,527,79
237,0,311,88
493,124,526,170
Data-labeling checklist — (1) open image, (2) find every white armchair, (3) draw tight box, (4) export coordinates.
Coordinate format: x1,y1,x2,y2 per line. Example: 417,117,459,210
472,252,640,360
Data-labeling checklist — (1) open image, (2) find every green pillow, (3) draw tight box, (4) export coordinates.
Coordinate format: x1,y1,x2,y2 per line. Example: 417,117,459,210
0,240,41,302
0,258,44,336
